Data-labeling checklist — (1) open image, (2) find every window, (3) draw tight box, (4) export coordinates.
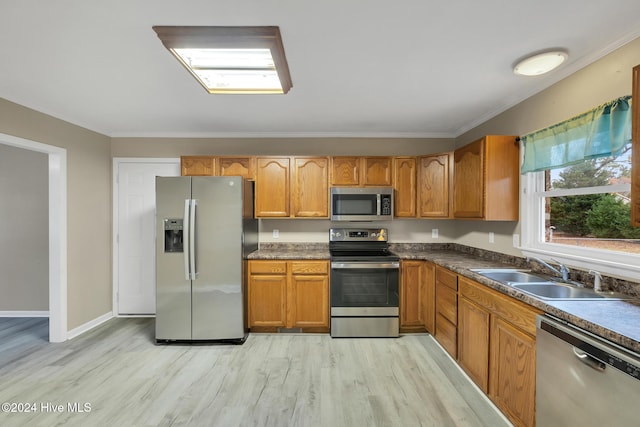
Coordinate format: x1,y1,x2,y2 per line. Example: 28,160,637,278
520,96,639,280
522,143,640,280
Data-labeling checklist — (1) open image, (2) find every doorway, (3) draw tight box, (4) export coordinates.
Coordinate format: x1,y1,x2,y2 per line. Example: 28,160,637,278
0,132,67,343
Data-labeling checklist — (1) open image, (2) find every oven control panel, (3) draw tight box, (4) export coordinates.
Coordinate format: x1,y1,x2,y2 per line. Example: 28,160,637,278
330,228,388,242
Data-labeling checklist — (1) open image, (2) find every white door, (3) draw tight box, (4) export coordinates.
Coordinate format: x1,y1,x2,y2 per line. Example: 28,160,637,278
115,159,180,314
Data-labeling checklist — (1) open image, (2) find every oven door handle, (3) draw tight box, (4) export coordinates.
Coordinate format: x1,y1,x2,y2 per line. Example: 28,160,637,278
331,262,400,269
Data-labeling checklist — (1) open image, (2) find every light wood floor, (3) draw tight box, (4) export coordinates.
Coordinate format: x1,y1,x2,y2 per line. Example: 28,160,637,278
0,318,510,427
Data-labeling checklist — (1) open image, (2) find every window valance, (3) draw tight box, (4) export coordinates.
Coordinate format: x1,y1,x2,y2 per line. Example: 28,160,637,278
520,95,632,173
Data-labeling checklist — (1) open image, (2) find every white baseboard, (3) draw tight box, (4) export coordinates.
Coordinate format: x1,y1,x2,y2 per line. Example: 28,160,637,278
67,312,113,340
0,311,49,317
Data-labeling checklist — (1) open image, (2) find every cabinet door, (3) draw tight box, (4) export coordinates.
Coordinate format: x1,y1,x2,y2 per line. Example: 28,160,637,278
423,262,436,334
248,274,287,327
290,274,329,329
393,157,417,217
181,156,215,176
453,138,484,218
217,157,255,180
632,65,640,227
418,153,450,218
490,317,536,427
458,297,490,393
362,157,393,186
330,156,360,186
292,157,329,218
400,261,425,329
255,157,290,217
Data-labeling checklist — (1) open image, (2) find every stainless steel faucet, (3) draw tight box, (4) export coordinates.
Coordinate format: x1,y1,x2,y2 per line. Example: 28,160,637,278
526,256,571,282
589,270,603,292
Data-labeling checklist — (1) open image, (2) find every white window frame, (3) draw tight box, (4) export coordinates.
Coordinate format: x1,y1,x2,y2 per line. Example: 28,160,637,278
520,170,640,282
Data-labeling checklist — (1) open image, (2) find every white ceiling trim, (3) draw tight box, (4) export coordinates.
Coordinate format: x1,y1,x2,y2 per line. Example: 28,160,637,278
108,131,455,139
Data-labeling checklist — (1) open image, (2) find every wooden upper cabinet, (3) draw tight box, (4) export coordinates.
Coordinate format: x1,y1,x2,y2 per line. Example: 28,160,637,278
181,156,215,176
331,157,360,186
217,157,256,180
393,157,417,217
363,157,393,186
418,153,451,218
254,156,328,218
330,156,393,187
255,157,290,217
632,64,639,227
453,135,519,220
292,157,329,218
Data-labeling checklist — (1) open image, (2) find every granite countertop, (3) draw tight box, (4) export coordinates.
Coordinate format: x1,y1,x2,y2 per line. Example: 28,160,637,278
248,243,640,354
248,243,330,260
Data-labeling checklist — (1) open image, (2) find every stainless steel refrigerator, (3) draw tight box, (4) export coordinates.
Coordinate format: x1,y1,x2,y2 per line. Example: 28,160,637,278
155,176,258,343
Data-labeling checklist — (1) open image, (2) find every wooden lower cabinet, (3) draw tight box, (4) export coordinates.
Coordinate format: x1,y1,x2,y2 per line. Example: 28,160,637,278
290,269,329,329
457,276,540,427
247,261,287,328
400,261,424,331
490,316,536,427
400,261,436,333
457,296,490,393
248,260,329,332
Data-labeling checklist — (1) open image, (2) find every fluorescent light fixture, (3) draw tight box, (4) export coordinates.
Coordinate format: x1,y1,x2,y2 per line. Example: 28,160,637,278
513,50,568,76
153,26,293,94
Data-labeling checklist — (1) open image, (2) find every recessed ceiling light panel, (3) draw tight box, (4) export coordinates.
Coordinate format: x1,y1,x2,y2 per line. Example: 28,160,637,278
513,50,568,76
153,26,293,94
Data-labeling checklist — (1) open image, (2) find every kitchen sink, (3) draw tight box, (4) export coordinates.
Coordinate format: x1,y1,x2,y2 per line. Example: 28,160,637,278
470,268,634,300
470,268,551,284
513,283,602,300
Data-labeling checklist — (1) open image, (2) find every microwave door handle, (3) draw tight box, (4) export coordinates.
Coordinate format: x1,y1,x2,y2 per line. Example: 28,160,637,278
376,194,381,215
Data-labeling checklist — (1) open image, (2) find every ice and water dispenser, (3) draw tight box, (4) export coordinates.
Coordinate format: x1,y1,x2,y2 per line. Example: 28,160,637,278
163,218,183,253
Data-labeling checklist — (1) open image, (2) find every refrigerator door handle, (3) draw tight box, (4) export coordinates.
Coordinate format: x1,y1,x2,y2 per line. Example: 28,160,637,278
183,199,191,281
189,199,197,279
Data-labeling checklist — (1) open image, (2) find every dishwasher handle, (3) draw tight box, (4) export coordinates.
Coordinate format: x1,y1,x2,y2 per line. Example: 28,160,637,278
573,347,606,372
538,315,640,382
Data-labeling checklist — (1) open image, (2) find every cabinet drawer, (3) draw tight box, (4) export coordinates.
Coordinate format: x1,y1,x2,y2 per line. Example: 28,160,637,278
436,282,457,325
435,313,457,358
436,267,458,290
249,261,287,275
291,261,329,275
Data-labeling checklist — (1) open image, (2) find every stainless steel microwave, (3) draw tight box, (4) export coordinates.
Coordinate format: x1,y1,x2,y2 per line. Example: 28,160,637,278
330,187,393,221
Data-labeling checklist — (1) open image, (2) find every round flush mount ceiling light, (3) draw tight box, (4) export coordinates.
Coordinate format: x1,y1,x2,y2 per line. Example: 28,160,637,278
513,50,568,76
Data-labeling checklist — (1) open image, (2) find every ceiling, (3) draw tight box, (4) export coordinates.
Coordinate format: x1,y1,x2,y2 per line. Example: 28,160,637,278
1,0,640,139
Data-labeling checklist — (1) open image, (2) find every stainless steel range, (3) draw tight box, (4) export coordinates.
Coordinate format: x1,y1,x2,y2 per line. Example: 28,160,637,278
329,228,400,338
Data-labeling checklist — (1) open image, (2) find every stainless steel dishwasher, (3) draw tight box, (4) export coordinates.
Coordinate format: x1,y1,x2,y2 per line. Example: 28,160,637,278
536,315,640,426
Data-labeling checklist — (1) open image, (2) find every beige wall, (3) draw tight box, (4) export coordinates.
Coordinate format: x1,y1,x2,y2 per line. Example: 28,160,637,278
0,144,49,310
111,137,454,157
0,98,112,329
